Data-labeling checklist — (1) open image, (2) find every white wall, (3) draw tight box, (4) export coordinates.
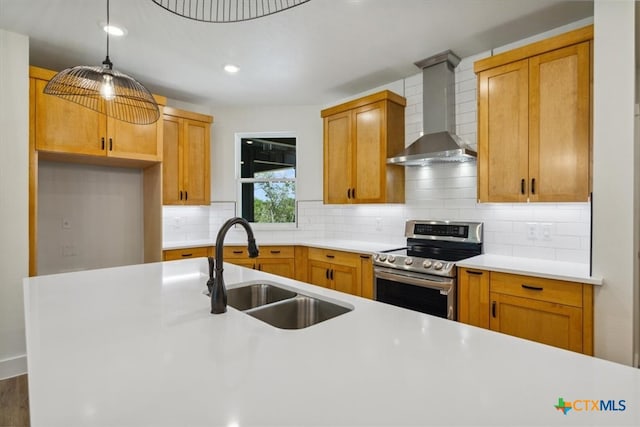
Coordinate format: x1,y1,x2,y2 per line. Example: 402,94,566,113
0,29,29,379
592,0,636,366
37,161,144,274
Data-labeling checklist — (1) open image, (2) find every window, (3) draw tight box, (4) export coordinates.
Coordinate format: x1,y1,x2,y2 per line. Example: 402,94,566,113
237,133,296,224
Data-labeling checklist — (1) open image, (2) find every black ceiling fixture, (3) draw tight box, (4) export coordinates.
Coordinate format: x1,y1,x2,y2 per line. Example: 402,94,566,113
151,0,312,23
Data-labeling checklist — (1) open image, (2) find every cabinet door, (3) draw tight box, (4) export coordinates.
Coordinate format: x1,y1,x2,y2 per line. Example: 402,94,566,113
107,116,161,162
258,259,295,279
457,268,490,328
183,119,210,205
332,263,359,296
352,102,384,203
528,42,590,202
490,292,583,353
34,79,105,156
477,60,529,202
226,259,256,269
323,111,352,204
162,116,182,205
308,260,332,288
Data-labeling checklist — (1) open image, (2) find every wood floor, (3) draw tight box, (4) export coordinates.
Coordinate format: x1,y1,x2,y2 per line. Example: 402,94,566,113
0,375,30,427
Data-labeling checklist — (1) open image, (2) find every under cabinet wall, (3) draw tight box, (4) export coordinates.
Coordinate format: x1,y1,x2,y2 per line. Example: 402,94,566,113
37,161,144,274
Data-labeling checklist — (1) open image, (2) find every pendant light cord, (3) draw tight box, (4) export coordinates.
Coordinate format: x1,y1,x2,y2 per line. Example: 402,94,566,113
103,0,112,69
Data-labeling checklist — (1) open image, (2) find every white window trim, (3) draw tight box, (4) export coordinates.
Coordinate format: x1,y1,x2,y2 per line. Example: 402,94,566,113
235,131,298,229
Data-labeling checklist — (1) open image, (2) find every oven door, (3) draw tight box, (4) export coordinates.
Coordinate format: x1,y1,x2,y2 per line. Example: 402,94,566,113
374,267,456,320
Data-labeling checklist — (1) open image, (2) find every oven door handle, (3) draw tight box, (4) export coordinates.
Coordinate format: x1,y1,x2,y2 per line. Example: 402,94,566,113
374,268,454,295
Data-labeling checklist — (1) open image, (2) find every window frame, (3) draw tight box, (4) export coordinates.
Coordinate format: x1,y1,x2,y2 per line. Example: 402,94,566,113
235,131,298,229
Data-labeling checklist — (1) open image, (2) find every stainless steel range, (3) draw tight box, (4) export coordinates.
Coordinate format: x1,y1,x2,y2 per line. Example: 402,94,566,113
373,220,483,320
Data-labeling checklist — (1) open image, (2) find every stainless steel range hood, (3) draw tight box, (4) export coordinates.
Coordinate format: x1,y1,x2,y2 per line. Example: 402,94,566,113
387,50,476,166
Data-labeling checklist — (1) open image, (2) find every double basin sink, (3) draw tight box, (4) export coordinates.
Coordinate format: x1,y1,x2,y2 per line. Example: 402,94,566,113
225,281,353,329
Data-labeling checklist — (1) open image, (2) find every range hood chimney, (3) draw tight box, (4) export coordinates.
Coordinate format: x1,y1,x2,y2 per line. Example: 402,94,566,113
387,50,476,166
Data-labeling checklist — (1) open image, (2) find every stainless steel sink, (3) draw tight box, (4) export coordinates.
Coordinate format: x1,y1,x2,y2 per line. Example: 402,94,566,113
246,295,353,329
227,283,297,311
218,281,353,329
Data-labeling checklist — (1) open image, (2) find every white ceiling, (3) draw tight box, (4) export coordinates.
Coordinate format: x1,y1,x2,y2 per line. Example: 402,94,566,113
0,0,594,106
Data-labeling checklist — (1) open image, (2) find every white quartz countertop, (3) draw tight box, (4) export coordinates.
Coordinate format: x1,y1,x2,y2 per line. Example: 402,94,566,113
24,259,636,426
163,238,403,254
457,254,603,285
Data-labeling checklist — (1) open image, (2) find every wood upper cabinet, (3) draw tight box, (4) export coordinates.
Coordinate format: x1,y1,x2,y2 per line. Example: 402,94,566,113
223,245,295,279
31,67,163,164
321,90,406,204
475,26,592,202
162,107,213,205
457,268,593,355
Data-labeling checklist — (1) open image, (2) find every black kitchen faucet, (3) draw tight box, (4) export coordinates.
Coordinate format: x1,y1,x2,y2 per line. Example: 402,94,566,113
209,217,259,314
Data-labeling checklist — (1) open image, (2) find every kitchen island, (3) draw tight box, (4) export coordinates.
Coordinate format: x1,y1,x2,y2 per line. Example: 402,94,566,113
24,258,639,426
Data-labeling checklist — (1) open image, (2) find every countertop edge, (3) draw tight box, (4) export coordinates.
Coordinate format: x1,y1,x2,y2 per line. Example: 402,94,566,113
457,255,603,286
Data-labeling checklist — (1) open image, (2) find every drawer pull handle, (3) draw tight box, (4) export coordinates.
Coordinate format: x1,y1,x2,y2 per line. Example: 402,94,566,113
326,254,335,259
360,255,369,259
492,301,496,318
466,270,483,275
232,250,243,254
181,253,193,257
521,284,543,291
270,250,281,254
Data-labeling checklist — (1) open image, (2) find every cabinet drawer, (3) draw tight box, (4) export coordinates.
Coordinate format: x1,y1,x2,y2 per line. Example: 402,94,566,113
163,246,212,261
490,272,583,308
224,245,294,259
307,247,360,267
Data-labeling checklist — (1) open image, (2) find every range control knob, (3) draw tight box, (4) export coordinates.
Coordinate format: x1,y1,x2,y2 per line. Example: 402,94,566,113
373,254,379,261
387,255,396,263
422,260,433,269
434,262,444,270
379,254,387,262
404,258,414,266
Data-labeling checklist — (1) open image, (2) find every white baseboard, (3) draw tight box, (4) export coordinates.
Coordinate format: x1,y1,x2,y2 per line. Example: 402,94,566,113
0,354,27,380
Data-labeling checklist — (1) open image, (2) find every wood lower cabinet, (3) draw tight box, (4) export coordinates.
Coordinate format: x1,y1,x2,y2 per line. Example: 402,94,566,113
457,268,593,355
360,254,374,299
31,66,164,165
163,246,213,261
223,245,295,279
162,107,212,205
307,248,363,296
475,26,592,202
321,90,405,204
458,268,491,328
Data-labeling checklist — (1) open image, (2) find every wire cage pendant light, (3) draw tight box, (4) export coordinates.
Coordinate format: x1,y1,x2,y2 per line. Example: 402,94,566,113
151,0,311,23
44,0,160,125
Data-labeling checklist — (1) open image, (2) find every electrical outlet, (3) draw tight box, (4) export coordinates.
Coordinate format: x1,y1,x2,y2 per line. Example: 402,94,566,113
62,244,77,256
542,223,552,241
526,223,538,240
375,217,383,231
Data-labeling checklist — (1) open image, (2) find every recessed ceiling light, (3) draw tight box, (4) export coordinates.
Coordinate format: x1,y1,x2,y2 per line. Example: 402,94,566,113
224,64,240,74
101,23,127,36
